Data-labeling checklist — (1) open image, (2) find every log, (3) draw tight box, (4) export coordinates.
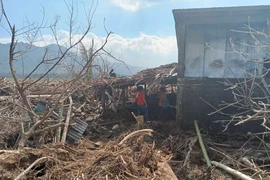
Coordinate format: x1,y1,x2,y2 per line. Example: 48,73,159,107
56,101,64,142
61,96,73,143
157,161,178,180
211,161,255,180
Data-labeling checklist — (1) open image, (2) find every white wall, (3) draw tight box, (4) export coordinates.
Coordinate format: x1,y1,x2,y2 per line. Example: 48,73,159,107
184,23,269,78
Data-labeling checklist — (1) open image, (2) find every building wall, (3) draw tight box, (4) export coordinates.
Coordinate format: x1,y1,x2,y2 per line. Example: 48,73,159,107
173,7,270,131
184,23,269,78
176,22,270,131
180,78,266,132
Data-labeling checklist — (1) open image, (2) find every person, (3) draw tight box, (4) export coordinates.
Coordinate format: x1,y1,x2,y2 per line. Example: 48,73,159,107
135,86,150,122
158,87,170,120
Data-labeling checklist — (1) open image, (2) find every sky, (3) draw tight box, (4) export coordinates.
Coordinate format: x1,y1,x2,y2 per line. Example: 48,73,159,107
1,0,270,68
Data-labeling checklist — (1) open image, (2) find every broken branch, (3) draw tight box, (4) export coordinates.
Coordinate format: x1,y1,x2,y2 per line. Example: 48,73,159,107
14,157,48,180
61,95,73,143
211,161,255,180
118,129,153,146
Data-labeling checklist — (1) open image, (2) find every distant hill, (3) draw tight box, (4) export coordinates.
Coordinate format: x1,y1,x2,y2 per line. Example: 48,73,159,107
0,42,144,78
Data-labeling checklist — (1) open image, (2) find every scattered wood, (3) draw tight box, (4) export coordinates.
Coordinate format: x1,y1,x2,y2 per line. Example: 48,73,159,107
181,137,198,169
194,120,211,167
14,157,48,180
56,100,64,142
211,161,255,180
61,96,73,143
209,147,246,168
0,94,61,101
118,129,153,146
240,157,267,179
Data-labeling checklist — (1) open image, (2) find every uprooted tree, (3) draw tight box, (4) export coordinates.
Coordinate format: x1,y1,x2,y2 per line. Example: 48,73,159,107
0,0,119,148
209,23,270,132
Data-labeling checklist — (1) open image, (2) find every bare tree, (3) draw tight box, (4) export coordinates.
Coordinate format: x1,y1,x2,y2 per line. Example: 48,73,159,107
0,0,114,148
208,23,270,132
79,39,95,82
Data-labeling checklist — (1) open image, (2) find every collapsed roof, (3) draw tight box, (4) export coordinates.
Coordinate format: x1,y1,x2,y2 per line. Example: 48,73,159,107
93,63,178,88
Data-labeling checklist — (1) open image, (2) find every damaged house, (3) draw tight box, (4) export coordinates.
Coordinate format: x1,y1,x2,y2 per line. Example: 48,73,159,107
173,6,270,131
93,63,178,120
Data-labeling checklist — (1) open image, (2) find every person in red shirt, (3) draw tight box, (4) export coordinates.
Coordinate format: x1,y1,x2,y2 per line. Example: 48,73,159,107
157,87,169,120
135,86,150,122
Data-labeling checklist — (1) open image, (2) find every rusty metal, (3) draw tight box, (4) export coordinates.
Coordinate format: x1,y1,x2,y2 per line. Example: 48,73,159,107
66,118,88,143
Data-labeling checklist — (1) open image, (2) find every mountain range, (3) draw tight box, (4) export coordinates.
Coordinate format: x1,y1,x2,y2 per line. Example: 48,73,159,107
0,42,144,78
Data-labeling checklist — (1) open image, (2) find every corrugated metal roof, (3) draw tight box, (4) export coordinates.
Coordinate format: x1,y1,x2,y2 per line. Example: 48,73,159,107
173,5,270,11
173,5,270,24
66,118,88,144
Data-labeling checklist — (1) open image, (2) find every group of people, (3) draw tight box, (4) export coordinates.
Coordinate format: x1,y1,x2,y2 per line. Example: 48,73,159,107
134,86,170,122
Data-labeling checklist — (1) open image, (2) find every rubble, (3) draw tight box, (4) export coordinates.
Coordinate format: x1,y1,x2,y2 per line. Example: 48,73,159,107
0,74,270,179
92,62,178,89
0,120,269,179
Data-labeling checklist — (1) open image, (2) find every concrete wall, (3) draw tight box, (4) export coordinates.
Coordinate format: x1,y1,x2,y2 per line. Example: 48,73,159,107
184,23,268,78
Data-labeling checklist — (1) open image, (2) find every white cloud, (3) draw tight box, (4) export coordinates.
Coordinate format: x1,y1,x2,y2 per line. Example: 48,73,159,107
0,38,11,44
103,32,177,67
1,31,177,69
109,0,157,12
109,0,208,11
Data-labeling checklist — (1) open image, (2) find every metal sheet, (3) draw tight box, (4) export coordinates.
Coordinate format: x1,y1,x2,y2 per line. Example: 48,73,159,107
224,24,269,78
224,28,249,78
246,26,268,77
204,26,226,78
184,25,205,77
67,118,88,143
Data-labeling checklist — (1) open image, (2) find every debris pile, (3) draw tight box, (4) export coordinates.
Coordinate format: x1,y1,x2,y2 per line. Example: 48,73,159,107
0,129,178,180
92,62,178,88
0,79,104,148
0,64,270,179
0,78,20,149
0,77,15,96
71,87,103,122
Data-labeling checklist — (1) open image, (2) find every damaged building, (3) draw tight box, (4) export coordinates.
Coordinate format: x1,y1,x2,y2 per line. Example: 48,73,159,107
92,63,178,120
173,6,270,131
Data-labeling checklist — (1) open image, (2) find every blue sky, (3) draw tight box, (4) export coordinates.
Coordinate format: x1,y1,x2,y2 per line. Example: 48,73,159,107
1,0,270,68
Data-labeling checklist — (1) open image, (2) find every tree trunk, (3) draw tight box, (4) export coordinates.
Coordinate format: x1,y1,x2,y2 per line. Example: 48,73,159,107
18,133,28,149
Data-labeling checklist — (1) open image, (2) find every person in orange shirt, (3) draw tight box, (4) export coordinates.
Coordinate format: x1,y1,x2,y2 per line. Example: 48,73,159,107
158,87,169,120
135,86,149,122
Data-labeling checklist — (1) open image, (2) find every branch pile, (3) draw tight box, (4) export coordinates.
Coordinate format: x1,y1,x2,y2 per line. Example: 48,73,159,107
0,129,179,180
0,79,104,148
92,62,178,90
